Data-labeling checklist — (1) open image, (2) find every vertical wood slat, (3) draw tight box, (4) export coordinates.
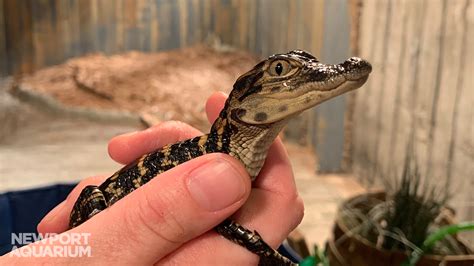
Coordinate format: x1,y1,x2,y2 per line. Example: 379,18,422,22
352,0,373,179
416,0,444,179
96,0,117,54
374,0,405,178
451,0,473,223
389,0,421,179
370,0,393,178
313,0,350,172
123,0,138,51
0,0,6,76
353,0,387,183
78,0,95,54
429,0,471,224
364,0,389,181
3,0,35,75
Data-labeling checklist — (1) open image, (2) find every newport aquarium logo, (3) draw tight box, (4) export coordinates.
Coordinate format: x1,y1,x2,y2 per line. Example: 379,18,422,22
9,233,92,257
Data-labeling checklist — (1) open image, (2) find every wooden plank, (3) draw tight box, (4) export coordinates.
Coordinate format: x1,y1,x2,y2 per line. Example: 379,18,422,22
429,0,466,194
352,0,378,180
235,0,249,49
139,0,152,52
77,0,96,54
187,0,199,45
295,0,304,49
212,0,231,45
267,0,278,54
254,0,264,54
55,0,71,59
353,0,388,182
155,0,170,50
247,0,257,52
384,0,409,174
52,0,64,64
313,0,351,172
310,0,324,56
374,0,407,177
369,0,393,177
4,0,34,75
149,0,159,52
178,0,188,47
387,0,426,181
228,0,238,47
123,0,139,51
277,0,290,52
300,0,314,52
416,0,444,178
364,0,389,181
169,0,181,49
286,0,297,51
449,0,473,223
65,0,82,57
266,0,276,55
115,0,126,53
200,0,211,40
0,0,7,76
96,0,118,54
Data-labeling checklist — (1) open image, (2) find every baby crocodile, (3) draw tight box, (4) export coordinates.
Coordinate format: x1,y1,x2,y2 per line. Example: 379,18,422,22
69,50,372,265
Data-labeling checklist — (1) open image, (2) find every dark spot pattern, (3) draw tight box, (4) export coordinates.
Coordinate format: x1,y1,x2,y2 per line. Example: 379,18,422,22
254,112,268,122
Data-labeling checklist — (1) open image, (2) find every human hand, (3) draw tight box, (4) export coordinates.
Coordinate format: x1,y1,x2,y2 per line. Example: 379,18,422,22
2,92,304,265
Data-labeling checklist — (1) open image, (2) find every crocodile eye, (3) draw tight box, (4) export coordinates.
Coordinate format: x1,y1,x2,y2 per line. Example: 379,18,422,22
275,63,283,75
269,60,291,76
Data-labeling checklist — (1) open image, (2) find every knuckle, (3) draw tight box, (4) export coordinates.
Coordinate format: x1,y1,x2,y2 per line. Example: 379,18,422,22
293,195,305,224
133,188,187,245
282,193,305,230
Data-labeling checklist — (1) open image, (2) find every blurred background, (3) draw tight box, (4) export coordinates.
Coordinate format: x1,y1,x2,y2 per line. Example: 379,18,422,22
0,0,472,263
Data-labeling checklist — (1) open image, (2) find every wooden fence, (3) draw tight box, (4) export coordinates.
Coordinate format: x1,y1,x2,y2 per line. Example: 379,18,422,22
353,0,473,222
0,0,212,76
0,0,325,77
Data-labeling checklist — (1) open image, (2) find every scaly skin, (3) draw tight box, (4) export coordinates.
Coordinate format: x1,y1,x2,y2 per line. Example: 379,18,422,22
70,50,372,265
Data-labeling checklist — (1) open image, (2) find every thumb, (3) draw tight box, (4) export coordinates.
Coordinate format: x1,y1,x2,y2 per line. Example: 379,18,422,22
71,153,250,264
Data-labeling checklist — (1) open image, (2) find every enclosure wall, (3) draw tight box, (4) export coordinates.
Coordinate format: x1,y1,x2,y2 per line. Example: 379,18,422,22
0,0,324,77
353,0,473,222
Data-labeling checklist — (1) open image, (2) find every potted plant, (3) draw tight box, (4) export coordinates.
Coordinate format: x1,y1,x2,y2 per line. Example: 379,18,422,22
327,157,474,266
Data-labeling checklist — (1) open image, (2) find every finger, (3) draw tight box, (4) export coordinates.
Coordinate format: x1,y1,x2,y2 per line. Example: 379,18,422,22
72,154,251,264
108,121,202,164
40,121,203,232
37,175,107,234
160,140,303,265
205,91,227,124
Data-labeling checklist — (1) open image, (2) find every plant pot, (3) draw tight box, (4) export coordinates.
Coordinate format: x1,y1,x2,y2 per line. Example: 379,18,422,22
327,192,474,266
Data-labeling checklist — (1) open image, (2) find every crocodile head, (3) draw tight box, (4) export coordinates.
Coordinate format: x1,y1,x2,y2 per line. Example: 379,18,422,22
211,50,371,178
225,50,372,125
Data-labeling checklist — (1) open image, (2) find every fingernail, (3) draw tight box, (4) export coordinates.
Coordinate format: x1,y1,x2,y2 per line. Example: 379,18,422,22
41,201,66,223
187,159,247,211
